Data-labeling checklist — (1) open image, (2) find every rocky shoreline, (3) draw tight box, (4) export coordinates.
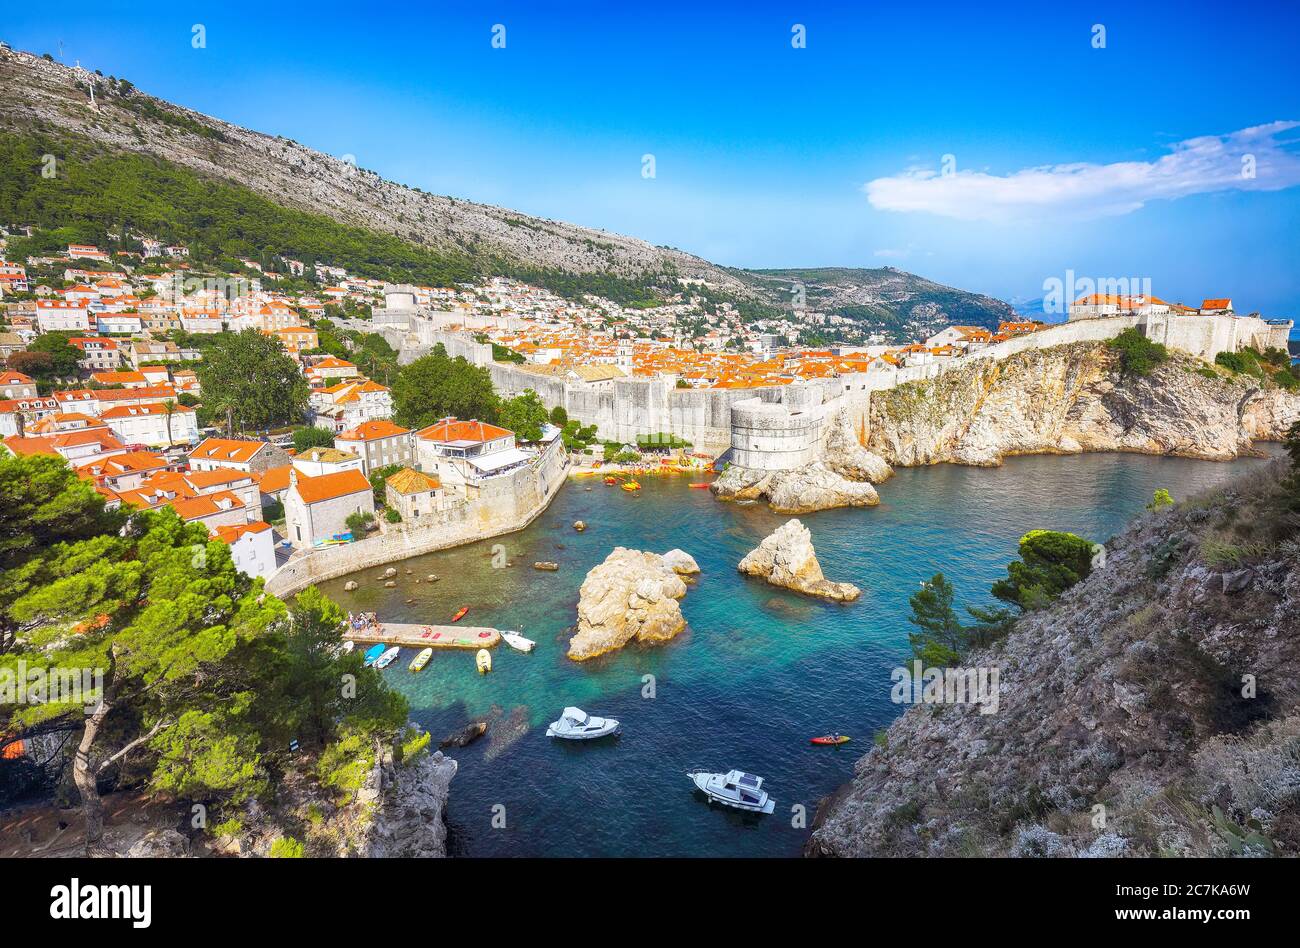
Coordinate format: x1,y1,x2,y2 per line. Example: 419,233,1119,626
807,460,1300,858
866,342,1300,468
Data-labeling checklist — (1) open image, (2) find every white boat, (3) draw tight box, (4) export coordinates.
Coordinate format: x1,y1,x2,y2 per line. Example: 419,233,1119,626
687,769,776,814
545,706,620,740
501,628,536,653
374,646,401,670
342,641,355,653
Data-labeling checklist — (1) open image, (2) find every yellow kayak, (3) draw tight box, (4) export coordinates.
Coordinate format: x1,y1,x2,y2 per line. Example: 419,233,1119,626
476,649,492,674
621,480,641,491
409,647,433,672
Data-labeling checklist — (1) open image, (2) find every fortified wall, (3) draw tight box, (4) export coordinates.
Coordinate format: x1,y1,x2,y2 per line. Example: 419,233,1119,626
386,312,1292,456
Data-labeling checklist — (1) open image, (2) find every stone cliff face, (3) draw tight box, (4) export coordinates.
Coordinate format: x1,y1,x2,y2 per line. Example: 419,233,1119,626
808,460,1300,857
567,548,697,660
713,409,893,513
867,342,1300,468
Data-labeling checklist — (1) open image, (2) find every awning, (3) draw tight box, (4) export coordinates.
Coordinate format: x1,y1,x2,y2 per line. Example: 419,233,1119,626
466,448,533,474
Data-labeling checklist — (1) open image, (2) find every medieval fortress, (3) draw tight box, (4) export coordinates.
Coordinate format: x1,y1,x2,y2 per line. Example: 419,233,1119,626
371,285,1292,477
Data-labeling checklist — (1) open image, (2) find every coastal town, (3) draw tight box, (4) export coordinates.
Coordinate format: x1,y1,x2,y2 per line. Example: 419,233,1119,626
2,227,1296,593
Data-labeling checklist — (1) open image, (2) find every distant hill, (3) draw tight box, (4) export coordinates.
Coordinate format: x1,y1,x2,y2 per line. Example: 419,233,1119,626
745,267,1018,335
0,46,1014,332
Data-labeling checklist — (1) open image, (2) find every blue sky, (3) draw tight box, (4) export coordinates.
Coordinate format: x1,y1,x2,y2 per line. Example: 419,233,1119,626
5,1,1299,314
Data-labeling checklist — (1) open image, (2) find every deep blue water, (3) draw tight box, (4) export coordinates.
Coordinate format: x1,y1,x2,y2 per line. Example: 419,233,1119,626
318,450,1278,857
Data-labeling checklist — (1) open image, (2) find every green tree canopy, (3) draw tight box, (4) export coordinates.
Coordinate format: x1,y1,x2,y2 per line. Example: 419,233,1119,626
195,329,309,433
991,529,1095,612
292,426,336,453
392,345,499,430
498,389,548,442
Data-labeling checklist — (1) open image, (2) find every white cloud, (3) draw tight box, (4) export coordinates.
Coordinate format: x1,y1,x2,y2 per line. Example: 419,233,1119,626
864,122,1300,223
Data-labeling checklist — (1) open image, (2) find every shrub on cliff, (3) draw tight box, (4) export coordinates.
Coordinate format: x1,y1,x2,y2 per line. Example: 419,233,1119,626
992,530,1095,611
1108,328,1168,376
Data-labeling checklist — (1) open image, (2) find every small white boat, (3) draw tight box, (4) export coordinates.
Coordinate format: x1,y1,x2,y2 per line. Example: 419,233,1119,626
501,628,536,653
545,707,620,740
342,641,355,653
687,769,776,814
374,646,401,670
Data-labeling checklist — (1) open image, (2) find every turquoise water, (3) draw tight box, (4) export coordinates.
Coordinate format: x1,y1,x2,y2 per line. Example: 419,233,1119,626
319,450,1278,857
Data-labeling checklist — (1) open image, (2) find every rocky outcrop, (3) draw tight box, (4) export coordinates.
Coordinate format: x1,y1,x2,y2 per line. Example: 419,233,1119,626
867,342,1300,468
567,548,694,660
738,519,860,602
808,460,1300,858
714,409,893,513
662,549,701,575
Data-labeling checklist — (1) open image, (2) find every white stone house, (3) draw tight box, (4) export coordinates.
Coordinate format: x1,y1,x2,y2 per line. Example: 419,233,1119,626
284,467,375,549
383,467,447,522
212,521,276,581
334,419,414,475
414,417,527,487
100,402,198,447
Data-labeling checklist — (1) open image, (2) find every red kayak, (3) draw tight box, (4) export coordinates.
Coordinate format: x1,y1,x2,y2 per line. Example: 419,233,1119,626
451,606,469,623
688,482,712,489
810,735,851,746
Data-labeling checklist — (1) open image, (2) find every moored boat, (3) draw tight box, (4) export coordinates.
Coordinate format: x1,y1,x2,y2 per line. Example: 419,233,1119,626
501,629,536,652
409,647,433,672
374,646,401,669
545,707,620,740
362,644,386,667
476,649,492,674
687,769,776,814
342,640,355,652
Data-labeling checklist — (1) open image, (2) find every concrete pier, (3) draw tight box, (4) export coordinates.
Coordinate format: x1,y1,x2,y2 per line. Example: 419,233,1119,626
347,622,501,650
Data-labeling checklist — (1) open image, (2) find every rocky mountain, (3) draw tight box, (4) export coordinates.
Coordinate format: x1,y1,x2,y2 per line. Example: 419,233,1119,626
809,457,1300,857
0,45,1013,326
747,266,1019,334
866,342,1300,467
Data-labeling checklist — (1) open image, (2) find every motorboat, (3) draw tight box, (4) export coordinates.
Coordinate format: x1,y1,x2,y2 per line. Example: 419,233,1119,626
687,769,776,814
476,649,492,674
501,629,536,653
545,706,620,740
342,640,355,653
374,646,401,670
409,647,433,672
362,644,386,668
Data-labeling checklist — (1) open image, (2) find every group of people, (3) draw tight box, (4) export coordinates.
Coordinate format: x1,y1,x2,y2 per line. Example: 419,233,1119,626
347,611,380,634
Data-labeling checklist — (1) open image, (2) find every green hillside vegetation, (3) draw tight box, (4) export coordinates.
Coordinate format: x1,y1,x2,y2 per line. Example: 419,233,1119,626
0,130,677,305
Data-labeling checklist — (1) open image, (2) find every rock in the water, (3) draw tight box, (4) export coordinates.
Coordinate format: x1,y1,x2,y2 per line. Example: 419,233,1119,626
382,567,398,579
439,721,488,748
384,580,397,588
738,519,860,602
567,548,691,660
573,520,586,532
662,548,701,575
344,580,358,592
533,561,560,571
426,574,439,582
